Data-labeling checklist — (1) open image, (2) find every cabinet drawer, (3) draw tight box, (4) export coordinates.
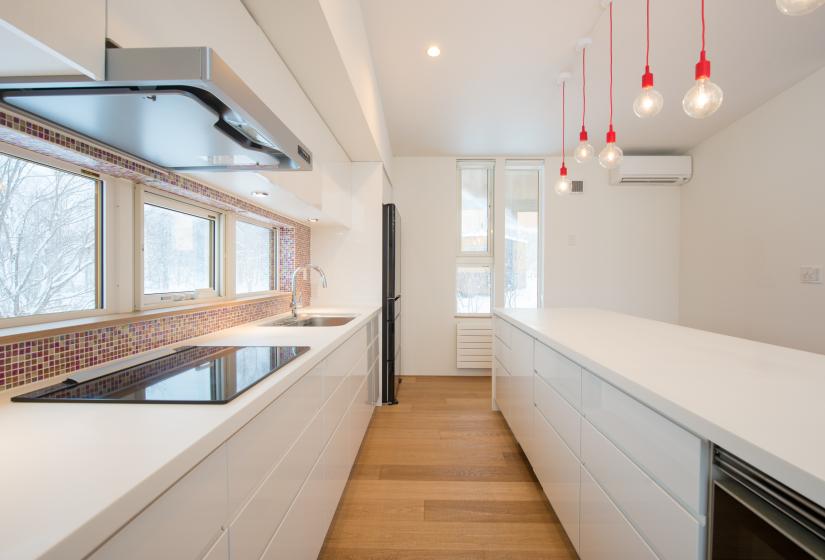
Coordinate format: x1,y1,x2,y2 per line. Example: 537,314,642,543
534,341,582,410
494,336,512,374
201,531,228,560
92,446,228,560
494,316,512,347
581,370,707,516
580,466,658,560
227,365,323,515
229,410,325,560
325,327,368,401
581,420,703,560
534,374,581,458
494,358,511,418
532,406,580,552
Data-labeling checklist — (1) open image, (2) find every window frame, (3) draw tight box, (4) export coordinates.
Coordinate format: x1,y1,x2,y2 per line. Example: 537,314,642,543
232,215,279,297
134,186,225,310
503,159,544,309
456,160,495,258
0,147,110,327
455,160,495,317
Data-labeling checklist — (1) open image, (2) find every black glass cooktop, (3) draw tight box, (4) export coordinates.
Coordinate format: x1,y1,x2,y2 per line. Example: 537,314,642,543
12,346,309,404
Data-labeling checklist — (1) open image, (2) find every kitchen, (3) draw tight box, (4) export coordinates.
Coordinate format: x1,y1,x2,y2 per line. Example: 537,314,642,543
0,0,823,559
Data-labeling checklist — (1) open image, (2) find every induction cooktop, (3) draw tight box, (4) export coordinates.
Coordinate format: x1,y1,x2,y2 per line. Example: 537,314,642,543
12,345,309,404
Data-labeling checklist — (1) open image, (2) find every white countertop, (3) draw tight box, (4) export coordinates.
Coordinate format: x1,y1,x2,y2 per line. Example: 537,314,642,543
0,306,380,560
495,307,825,508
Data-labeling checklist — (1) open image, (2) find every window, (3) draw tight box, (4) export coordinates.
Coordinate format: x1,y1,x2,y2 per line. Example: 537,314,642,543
456,264,492,315
504,161,542,308
0,152,102,320
456,160,494,315
142,192,219,305
458,161,493,255
235,219,275,294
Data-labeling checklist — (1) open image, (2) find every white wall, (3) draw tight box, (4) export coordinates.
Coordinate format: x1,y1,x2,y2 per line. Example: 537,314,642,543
393,156,681,376
680,66,825,354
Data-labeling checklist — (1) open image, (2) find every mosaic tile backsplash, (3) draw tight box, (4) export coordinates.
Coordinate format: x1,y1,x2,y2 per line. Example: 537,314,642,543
0,109,312,393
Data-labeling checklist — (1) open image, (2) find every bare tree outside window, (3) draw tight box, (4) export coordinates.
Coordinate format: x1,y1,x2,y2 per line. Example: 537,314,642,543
236,220,272,294
143,203,214,295
0,153,99,319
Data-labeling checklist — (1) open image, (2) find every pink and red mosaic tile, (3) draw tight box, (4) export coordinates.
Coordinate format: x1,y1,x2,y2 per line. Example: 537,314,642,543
0,109,312,393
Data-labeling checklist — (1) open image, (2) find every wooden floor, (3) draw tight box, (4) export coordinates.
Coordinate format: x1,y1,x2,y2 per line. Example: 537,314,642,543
319,376,578,560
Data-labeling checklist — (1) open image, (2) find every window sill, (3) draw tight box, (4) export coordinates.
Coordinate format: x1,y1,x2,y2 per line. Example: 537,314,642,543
0,292,292,345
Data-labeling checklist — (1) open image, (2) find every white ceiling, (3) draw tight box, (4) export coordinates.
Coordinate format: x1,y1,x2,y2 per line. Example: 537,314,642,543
360,0,825,156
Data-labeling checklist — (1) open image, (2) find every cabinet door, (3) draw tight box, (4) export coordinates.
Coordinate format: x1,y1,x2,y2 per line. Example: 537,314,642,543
534,341,582,410
532,406,580,552
0,0,105,79
91,446,228,560
580,467,658,560
508,327,534,449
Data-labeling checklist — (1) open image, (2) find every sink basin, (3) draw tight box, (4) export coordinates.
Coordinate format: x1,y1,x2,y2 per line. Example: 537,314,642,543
263,314,356,327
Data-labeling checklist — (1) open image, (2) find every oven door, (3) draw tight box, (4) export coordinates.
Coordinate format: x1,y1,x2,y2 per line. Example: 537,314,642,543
710,447,825,560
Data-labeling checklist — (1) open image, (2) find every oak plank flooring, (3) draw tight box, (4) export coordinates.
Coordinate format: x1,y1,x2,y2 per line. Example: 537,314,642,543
319,376,578,560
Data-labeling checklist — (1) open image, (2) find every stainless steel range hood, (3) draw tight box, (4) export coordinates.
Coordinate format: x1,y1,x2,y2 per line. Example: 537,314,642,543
0,47,312,172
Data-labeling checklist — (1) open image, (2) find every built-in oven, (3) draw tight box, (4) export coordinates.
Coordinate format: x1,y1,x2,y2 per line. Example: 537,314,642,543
709,446,825,559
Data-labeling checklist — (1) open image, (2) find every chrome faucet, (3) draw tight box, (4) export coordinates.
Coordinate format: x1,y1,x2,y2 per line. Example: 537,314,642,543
291,265,327,317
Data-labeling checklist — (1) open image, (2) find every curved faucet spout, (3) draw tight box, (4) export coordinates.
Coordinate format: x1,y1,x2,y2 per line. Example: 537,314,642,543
291,265,327,317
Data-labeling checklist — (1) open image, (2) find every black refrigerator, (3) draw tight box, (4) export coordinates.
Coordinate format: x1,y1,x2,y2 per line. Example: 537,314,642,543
382,203,401,404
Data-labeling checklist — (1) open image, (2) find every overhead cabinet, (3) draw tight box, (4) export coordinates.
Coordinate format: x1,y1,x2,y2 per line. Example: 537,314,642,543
0,0,106,80
493,316,710,560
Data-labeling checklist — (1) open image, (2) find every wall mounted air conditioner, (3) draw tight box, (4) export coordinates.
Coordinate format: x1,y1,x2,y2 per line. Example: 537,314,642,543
609,156,692,185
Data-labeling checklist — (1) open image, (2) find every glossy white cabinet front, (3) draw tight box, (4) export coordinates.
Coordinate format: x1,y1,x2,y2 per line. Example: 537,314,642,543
492,316,709,560
580,467,658,560
90,314,379,560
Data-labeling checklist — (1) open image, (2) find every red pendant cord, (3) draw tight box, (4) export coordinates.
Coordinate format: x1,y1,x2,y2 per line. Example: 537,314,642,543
609,1,614,127
561,80,566,173
581,48,586,130
645,0,650,68
694,0,711,79
701,0,706,53
607,1,615,142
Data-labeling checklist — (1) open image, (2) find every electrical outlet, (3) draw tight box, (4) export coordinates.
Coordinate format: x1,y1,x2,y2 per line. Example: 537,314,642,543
800,266,823,284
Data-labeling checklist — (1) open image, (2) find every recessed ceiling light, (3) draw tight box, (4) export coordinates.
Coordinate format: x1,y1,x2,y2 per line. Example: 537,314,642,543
426,45,441,58
308,218,319,223
250,191,269,197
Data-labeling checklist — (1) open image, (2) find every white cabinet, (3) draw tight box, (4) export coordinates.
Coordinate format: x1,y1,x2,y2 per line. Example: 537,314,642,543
90,313,379,560
580,466,658,560
493,313,709,560
581,420,704,560
91,446,228,560
534,341,582,410
532,406,581,552
0,0,106,79
582,370,707,517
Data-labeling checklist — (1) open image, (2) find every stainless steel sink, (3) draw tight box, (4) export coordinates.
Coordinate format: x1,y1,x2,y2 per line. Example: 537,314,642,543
263,314,356,327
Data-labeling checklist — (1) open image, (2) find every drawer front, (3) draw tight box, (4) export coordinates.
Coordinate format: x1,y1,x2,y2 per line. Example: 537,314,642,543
229,410,325,560
494,335,512,375
494,358,512,420
581,370,706,516
201,531,228,560
580,466,658,560
494,316,512,347
92,446,228,560
532,406,580,552
534,341,582,410
325,327,368,401
534,373,581,458
227,365,323,515
581,420,703,560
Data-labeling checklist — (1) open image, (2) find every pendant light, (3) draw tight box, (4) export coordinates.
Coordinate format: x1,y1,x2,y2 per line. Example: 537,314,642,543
776,0,825,15
683,0,723,118
554,73,573,196
574,38,595,163
598,1,623,169
633,0,663,118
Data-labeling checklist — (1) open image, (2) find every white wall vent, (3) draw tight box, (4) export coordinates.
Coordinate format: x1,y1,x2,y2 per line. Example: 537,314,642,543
609,156,692,186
